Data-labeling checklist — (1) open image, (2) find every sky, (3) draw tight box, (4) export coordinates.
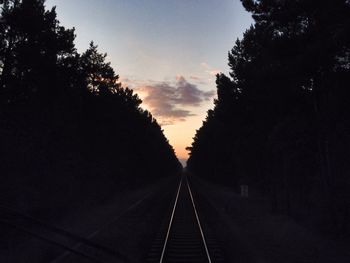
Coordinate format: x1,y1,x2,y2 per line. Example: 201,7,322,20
46,0,252,164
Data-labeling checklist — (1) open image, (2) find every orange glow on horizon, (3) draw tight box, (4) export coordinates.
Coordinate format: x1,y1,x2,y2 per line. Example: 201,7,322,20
173,144,189,160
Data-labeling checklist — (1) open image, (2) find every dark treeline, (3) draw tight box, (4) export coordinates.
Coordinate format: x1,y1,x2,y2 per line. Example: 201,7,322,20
0,0,180,213
187,0,350,236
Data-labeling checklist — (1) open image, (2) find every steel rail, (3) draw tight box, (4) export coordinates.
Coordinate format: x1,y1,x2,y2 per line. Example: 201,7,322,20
159,177,183,263
156,176,212,263
186,178,212,263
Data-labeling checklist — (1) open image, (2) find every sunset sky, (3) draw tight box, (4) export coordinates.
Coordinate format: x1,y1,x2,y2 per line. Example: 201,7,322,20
46,0,252,163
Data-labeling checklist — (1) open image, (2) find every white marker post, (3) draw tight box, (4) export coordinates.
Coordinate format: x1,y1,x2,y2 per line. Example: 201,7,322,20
240,184,248,198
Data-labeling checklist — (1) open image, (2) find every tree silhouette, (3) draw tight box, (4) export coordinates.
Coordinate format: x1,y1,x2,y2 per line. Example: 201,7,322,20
0,0,75,104
0,0,181,216
80,42,119,95
188,0,350,236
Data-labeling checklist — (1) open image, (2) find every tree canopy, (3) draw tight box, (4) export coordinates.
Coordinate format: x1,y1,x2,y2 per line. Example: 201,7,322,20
0,0,181,213
187,0,350,236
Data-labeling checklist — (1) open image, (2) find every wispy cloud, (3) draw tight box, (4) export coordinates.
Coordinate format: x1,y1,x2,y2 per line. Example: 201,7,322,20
133,76,215,125
189,75,201,80
200,62,221,76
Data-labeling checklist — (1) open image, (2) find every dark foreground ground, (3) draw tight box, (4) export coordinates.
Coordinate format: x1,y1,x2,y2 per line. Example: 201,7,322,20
190,176,350,263
1,174,350,263
0,176,179,263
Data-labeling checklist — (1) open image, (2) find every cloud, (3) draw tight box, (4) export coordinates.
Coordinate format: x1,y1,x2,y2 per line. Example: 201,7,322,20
189,75,212,85
200,62,210,69
189,75,201,80
209,69,221,76
200,62,222,76
136,76,215,125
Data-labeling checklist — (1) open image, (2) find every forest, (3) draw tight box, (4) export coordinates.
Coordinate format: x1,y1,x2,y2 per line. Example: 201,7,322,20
187,0,350,237
0,0,181,215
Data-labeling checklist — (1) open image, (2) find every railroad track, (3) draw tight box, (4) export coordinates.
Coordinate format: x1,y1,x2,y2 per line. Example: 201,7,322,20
146,176,225,263
1,176,223,263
